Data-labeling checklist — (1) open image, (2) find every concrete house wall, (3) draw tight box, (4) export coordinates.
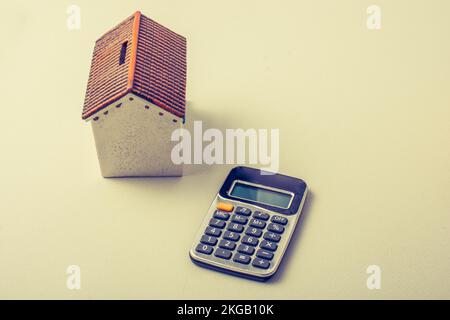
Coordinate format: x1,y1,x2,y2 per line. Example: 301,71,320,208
91,94,182,177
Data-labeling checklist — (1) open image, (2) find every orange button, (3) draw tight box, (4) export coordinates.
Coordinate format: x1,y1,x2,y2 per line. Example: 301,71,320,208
216,202,234,212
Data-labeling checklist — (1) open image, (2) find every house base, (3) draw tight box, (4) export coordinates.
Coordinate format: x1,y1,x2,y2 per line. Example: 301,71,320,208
89,93,183,177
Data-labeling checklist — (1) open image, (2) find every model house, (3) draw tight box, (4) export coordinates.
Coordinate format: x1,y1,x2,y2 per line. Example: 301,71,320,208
82,11,187,177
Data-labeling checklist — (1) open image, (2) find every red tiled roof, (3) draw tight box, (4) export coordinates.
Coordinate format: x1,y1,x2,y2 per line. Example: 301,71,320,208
82,11,187,120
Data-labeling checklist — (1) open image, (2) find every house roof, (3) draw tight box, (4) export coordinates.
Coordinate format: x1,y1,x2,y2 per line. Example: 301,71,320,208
82,11,187,120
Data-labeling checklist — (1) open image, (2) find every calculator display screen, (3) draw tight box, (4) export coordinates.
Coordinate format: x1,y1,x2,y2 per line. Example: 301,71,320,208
229,182,292,209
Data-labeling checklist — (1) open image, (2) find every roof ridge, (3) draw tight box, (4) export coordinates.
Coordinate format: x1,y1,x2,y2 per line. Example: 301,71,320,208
95,11,138,43
127,11,141,89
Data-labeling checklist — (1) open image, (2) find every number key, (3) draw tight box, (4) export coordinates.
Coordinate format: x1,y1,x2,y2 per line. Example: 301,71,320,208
205,226,222,237
227,223,244,233
200,235,218,246
209,218,226,228
237,244,255,255
245,227,262,237
219,239,236,251
223,231,240,241
196,243,213,255
241,235,259,246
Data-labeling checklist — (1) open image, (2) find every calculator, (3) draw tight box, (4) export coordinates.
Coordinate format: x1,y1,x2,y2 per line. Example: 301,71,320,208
189,166,308,281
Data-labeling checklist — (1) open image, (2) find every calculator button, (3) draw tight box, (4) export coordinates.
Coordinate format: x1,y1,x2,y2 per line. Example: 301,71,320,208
271,215,288,225
213,210,230,221
245,227,262,238
227,223,244,233
241,236,259,246
200,235,218,246
196,243,214,255
253,211,269,221
233,253,251,265
252,258,270,269
205,226,222,237
249,219,266,229
219,239,237,251
256,249,274,261
216,202,234,212
235,206,252,216
214,248,232,260
223,231,240,241
263,232,281,242
232,215,248,225
237,244,255,255
267,223,285,234
209,218,226,229
260,240,278,252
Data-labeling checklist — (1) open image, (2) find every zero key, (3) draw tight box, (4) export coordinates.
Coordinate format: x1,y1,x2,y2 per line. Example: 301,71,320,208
196,243,213,255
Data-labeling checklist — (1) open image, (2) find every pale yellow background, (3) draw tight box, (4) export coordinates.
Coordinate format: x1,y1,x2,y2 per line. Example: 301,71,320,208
0,0,449,299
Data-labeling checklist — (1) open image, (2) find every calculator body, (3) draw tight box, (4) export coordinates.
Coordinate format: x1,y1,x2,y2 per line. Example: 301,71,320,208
189,166,308,281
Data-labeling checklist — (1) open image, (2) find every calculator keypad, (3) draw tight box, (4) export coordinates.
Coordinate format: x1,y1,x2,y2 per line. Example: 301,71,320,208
195,204,290,273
